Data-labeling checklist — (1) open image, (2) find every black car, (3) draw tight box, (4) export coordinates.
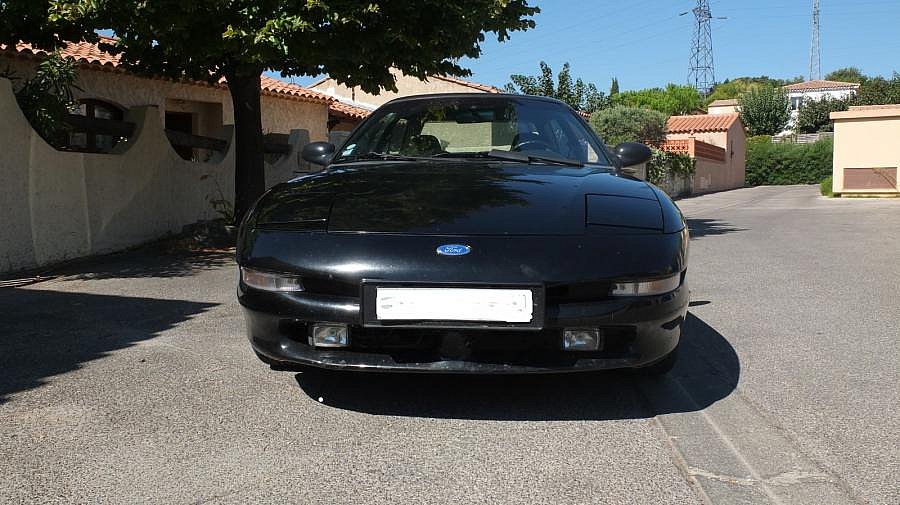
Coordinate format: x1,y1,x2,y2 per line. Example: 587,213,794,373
237,93,689,375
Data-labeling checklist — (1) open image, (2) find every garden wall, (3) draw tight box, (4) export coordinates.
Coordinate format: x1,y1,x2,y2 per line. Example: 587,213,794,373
0,78,309,273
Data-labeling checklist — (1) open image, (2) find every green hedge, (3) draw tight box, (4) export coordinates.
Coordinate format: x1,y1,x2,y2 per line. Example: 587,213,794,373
745,138,833,186
820,175,833,197
646,148,694,185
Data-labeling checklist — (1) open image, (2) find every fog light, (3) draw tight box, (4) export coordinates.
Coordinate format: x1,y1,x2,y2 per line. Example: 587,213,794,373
563,329,601,351
310,324,349,347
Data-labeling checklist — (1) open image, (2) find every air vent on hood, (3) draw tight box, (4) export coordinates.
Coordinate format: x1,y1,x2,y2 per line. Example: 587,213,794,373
585,194,663,231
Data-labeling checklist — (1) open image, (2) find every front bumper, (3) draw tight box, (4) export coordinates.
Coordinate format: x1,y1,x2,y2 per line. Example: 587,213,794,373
239,280,688,374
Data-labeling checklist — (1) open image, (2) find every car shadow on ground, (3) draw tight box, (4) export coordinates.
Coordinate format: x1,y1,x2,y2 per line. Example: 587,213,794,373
0,288,217,404
0,249,233,286
294,311,739,421
686,218,745,239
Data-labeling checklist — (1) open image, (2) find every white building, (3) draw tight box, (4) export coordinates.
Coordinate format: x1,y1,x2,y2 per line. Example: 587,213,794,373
783,79,860,130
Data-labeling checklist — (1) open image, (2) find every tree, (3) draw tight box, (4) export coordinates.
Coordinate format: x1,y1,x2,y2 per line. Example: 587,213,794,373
610,77,619,96
505,61,609,113
589,106,667,147
795,96,850,133
612,84,702,116
0,1,94,49
854,73,900,106
824,67,867,84
738,86,791,136
706,75,802,103
48,1,537,220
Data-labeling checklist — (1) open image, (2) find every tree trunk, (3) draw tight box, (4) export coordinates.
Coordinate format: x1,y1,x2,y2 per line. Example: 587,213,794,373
227,70,266,223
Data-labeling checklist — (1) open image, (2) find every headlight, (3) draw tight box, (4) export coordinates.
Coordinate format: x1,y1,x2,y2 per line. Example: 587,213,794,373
240,267,304,292
610,273,681,296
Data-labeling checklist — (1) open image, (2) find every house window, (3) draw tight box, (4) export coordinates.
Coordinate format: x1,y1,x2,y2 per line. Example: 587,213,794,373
790,96,803,111
165,111,195,160
69,99,125,152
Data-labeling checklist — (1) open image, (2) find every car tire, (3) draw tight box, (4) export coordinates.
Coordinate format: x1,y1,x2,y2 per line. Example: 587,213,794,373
635,345,679,376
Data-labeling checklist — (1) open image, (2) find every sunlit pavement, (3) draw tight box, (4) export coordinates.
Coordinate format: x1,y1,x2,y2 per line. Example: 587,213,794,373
1,185,898,504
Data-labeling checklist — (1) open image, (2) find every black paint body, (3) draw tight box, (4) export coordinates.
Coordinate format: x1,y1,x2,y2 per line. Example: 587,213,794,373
237,94,689,373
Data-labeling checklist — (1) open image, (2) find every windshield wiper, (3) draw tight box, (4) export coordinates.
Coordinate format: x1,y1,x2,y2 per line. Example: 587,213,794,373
342,152,433,162
484,149,584,167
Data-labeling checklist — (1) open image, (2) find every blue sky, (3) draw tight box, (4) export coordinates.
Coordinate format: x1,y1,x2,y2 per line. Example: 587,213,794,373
291,0,900,92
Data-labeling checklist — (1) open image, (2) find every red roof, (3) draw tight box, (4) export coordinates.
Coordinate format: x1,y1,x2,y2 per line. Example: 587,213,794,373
667,113,741,134
1,38,332,105
329,101,371,121
782,80,860,92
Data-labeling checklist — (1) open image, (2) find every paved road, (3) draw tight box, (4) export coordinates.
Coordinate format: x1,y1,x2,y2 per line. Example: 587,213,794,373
1,185,898,504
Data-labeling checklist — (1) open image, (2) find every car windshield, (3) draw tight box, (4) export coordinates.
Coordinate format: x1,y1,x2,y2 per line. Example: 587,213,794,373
333,96,611,166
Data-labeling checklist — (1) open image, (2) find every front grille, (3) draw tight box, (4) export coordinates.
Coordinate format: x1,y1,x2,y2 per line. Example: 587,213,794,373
546,281,612,303
300,277,359,297
346,326,637,364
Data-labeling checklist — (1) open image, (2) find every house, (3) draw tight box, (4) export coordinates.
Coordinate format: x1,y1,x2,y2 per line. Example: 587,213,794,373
830,104,900,196
309,68,502,109
707,99,739,115
1,37,337,157
0,38,348,273
783,79,860,129
661,113,746,194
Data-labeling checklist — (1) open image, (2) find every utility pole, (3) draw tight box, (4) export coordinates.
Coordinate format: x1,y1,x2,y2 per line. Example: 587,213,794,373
809,0,821,81
684,0,722,96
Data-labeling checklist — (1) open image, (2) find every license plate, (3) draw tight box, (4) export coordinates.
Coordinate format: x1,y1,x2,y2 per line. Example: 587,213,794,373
375,287,534,323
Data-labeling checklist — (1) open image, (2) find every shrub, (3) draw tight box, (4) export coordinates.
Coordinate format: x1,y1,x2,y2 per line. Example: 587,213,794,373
820,175,833,197
3,52,79,147
738,86,791,136
745,137,833,186
796,96,850,133
646,148,694,186
589,106,667,147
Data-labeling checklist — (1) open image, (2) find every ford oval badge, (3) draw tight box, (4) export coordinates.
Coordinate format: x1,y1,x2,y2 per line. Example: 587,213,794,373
436,244,471,256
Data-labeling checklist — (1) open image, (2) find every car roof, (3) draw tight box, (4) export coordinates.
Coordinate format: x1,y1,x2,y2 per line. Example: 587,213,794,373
382,93,571,108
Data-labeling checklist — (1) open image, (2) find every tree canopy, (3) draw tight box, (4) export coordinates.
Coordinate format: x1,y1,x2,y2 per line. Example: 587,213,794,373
37,0,538,218
589,106,667,147
504,61,608,113
738,86,791,136
705,76,802,103
612,84,703,116
824,67,867,84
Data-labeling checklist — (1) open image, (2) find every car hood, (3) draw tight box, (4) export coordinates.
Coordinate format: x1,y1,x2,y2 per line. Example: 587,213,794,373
253,161,663,235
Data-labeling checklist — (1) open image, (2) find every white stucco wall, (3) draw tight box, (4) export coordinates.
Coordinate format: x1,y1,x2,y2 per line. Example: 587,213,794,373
0,77,314,273
2,57,329,141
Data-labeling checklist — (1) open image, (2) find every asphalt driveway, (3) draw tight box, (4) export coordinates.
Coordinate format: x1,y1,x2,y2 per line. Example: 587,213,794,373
1,185,898,504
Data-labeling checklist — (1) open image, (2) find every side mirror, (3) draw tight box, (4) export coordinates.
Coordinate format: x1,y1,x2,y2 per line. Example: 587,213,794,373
301,141,336,166
613,142,653,168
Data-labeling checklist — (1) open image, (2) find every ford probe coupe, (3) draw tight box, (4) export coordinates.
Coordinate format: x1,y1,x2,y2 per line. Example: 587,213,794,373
237,94,689,375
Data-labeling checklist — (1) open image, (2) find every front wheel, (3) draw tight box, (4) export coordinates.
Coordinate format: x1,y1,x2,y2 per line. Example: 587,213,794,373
635,345,679,376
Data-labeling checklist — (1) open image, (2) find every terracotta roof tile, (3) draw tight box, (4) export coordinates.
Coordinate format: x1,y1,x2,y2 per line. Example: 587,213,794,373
707,99,738,107
2,38,332,105
258,75,333,103
666,113,741,134
329,101,371,120
782,79,860,92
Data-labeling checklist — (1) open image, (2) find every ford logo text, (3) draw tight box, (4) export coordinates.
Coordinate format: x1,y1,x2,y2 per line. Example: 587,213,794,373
436,244,471,256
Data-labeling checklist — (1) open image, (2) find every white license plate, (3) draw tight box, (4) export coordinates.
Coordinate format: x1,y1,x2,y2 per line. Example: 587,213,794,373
375,287,533,323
